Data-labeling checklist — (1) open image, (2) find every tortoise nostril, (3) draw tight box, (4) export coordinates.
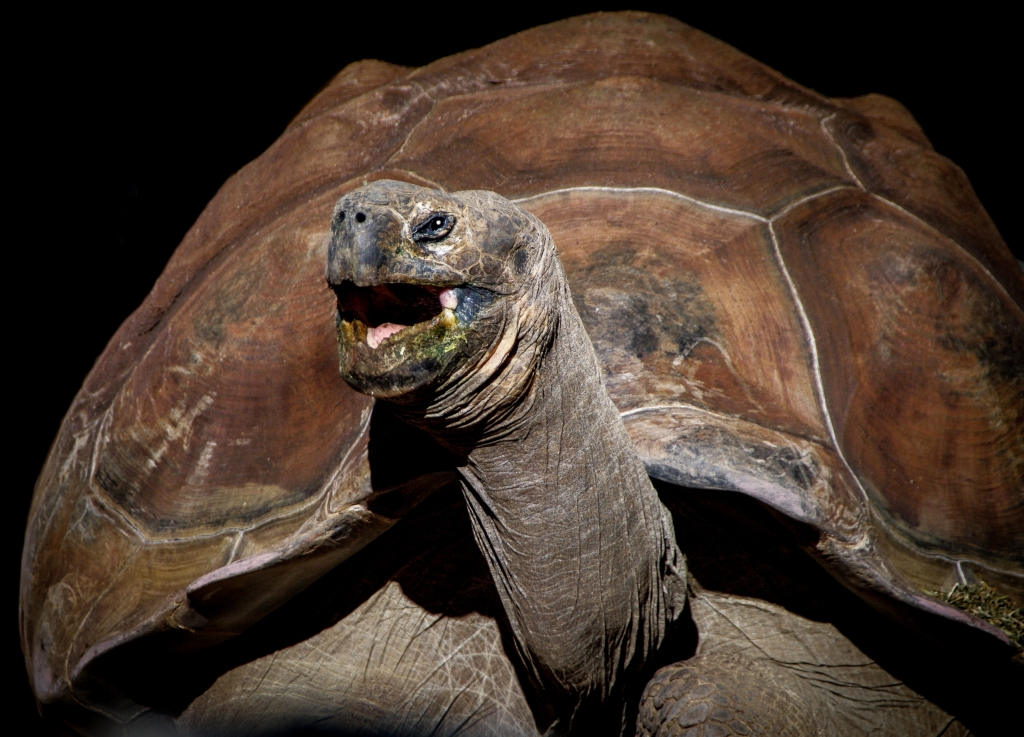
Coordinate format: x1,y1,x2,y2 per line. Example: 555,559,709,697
355,213,366,223
338,212,345,222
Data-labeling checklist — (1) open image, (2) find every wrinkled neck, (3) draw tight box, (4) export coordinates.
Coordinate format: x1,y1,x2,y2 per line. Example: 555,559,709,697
403,273,686,733
419,259,560,445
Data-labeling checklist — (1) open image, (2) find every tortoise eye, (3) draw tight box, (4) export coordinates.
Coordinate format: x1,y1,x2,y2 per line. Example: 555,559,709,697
413,213,455,242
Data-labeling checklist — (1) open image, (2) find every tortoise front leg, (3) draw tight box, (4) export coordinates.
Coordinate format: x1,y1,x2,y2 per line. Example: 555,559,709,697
638,588,970,737
638,651,815,737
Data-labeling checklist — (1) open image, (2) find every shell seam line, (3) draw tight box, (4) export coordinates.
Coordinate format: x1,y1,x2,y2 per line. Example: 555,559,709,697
820,114,866,190
817,110,1019,315
285,61,422,133
64,545,142,690
88,490,147,543
384,169,447,191
513,184,858,225
225,532,245,565
513,186,766,221
870,502,1024,577
952,558,1024,582
767,185,857,222
400,65,837,116
378,83,438,170
765,222,877,520
88,488,328,547
319,404,374,515
871,194,1024,319
87,466,337,545
31,414,108,562
82,406,148,544
88,405,372,547
401,74,601,104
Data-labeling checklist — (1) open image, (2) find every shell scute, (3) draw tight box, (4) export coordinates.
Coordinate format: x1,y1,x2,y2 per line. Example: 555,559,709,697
823,110,1024,306
91,207,369,539
409,11,829,109
289,59,413,128
391,77,853,214
774,187,1024,577
529,188,826,443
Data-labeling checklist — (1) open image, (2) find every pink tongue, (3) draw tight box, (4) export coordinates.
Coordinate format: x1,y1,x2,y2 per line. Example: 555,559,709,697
367,323,407,349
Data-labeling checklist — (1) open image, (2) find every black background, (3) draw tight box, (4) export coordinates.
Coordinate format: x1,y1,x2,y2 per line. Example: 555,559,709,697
10,6,1017,732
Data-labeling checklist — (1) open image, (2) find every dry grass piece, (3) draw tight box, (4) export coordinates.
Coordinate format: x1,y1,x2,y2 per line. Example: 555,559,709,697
932,580,1024,649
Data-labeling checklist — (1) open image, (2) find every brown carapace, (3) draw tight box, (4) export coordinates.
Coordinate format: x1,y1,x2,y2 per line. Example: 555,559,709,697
20,11,1021,736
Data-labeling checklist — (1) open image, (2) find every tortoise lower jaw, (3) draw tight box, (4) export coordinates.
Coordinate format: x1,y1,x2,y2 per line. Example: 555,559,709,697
336,308,465,397
331,281,498,397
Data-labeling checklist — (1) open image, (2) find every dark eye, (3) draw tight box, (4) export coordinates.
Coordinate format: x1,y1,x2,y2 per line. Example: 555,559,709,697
413,213,455,242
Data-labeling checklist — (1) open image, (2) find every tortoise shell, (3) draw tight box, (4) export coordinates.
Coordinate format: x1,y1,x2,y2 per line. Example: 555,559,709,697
20,11,1022,722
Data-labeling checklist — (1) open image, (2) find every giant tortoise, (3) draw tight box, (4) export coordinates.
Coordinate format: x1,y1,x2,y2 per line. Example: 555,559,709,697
20,12,1022,736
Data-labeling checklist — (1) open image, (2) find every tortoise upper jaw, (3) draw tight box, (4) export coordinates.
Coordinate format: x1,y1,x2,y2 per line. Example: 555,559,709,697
326,193,468,288
326,205,404,288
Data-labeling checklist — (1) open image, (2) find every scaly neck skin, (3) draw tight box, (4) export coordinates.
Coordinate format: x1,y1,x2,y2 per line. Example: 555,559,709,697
398,258,687,733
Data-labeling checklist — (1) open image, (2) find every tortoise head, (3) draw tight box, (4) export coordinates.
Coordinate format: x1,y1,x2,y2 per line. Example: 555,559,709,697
326,180,556,401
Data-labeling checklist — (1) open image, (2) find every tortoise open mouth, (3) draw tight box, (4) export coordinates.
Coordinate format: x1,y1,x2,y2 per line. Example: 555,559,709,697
332,282,460,349
331,281,492,397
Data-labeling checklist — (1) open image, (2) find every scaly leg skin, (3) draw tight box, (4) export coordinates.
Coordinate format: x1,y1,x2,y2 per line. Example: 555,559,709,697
637,652,816,737
637,589,972,737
